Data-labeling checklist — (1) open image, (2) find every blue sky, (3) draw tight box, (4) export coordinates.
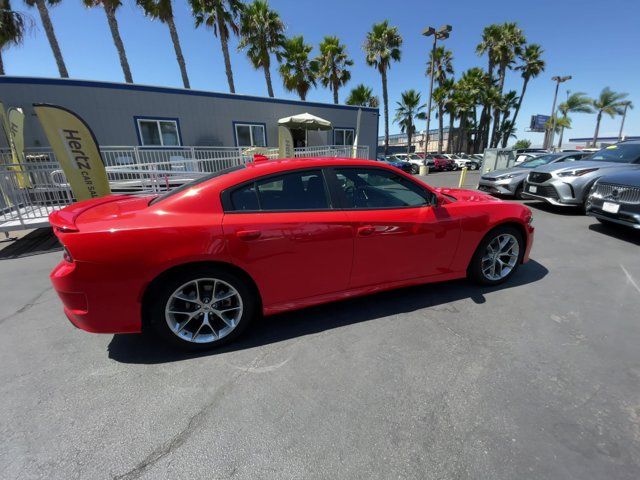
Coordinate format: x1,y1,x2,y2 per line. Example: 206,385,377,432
3,0,639,145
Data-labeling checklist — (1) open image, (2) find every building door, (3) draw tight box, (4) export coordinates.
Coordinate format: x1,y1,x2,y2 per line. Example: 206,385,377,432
291,128,307,148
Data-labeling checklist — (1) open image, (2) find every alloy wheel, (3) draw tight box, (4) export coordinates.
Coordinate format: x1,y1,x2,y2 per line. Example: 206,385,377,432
165,278,243,344
481,234,520,281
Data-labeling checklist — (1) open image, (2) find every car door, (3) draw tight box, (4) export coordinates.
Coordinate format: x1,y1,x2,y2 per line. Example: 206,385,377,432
327,167,461,288
221,168,353,307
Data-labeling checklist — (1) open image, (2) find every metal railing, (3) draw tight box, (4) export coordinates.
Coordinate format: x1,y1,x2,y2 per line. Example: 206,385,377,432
1,144,369,231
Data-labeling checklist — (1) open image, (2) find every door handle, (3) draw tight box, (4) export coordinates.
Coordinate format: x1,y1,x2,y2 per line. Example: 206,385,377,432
357,225,375,236
236,230,262,240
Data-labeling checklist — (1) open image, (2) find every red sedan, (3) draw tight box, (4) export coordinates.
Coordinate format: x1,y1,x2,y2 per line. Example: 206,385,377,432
50,158,534,349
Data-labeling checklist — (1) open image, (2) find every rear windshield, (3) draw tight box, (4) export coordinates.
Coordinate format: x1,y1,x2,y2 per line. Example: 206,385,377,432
149,165,245,205
586,144,640,164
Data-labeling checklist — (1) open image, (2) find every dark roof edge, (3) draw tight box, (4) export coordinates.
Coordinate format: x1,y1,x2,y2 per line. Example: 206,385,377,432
0,76,379,113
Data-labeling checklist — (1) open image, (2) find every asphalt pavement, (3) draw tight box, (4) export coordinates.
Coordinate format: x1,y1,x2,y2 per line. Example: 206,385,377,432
1,170,639,479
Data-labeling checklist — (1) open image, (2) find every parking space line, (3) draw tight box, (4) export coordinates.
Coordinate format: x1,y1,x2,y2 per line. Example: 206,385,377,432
620,264,640,295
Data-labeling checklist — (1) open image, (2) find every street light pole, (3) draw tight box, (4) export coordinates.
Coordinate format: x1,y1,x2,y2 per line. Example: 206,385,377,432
422,25,451,154
546,75,571,150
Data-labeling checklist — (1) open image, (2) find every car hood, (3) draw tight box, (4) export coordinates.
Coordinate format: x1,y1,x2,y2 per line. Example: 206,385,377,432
482,167,528,179
596,169,640,187
530,160,633,174
435,188,501,203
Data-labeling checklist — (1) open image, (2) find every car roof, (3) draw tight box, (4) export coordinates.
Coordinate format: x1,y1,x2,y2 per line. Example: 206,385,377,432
215,157,387,187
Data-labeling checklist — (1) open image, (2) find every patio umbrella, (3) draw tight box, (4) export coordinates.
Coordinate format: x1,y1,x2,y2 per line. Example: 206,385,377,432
277,112,332,131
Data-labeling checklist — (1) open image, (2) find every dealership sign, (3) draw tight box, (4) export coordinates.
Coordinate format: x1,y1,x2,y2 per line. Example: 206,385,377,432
530,114,550,132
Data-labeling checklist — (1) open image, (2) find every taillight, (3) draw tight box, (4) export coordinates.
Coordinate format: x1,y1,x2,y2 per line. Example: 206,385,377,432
63,246,73,263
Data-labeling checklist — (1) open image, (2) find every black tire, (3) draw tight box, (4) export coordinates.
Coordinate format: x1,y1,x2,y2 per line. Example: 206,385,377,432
467,225,525,286
514,184,525,200
411,164,419,174
147,266,257,350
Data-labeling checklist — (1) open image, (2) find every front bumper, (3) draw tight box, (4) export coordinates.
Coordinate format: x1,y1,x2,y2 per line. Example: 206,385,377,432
478,177,519,196
521,178,583,206
586,199,640,229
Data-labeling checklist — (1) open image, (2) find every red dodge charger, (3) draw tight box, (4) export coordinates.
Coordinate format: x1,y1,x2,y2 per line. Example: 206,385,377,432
50,158,534,349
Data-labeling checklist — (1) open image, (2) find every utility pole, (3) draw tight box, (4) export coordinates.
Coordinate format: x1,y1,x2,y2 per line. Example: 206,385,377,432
422,24,452,154
545,75,571,150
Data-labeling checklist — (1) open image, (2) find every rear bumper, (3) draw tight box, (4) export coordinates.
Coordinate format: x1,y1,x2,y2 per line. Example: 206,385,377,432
50,260,142,334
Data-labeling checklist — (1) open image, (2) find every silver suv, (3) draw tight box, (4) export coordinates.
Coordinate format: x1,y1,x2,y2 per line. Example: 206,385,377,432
522,141,640,209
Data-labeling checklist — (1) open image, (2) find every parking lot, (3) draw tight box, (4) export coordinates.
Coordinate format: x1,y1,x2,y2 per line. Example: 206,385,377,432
1,170,639,480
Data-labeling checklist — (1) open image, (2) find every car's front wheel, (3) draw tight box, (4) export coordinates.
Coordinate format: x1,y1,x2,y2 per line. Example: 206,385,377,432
411,164,419,174
149,266,257,350
468,226,524,285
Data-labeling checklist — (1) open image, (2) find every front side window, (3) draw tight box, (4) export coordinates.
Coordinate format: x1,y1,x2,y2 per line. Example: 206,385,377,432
235,123,266,147
334,128,355,146
335,168,432,209
230,170,329,211
137,119,180,146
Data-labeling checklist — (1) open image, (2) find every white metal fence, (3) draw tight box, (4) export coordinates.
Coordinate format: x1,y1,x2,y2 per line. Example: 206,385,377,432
0,144,369,231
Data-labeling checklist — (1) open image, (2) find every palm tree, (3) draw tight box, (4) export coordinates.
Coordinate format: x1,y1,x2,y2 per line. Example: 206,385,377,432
426,46,453,86
0,0,28,75
316,36,353,104
83,0,133,83
456,68,486,153
238,0,285,98
511,43,544,132
556,92,593,148
363,20,402,155
475,24,501,151
278,35,317,101
190,0,242,93
489,22,525,147
497,90,519,147
24,0,68,77
394,89,425,154
139,0,190,88
591,87,628,147
345,84,379,108
618,100,633,140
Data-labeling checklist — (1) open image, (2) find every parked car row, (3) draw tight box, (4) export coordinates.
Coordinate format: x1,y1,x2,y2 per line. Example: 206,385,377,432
377,153,482,174
479,140,640,230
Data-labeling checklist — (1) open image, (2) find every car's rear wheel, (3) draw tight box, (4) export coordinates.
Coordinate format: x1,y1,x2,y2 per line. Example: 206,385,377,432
149,266,256,350
411,164,419,174
468,226,524,285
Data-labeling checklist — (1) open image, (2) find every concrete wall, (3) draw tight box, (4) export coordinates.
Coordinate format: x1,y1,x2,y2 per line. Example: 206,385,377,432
0,77,378,158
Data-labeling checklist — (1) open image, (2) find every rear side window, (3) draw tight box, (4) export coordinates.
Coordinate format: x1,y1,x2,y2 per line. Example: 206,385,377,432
335,168,432,209
229,170,330,211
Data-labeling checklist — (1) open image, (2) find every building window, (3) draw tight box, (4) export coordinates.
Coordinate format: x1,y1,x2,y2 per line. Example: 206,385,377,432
334,128,355,146
136,118,181,146
234,123,266,147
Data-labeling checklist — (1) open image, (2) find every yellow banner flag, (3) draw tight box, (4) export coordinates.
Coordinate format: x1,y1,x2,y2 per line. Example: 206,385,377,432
7,107,31,188
278,126,294,158
34,104,111,201
0,101,10,149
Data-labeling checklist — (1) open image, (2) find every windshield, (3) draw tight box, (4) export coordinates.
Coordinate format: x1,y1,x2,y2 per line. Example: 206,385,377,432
407,154,422,160
586,144,640,164
149,165,245,205
519,154,561,168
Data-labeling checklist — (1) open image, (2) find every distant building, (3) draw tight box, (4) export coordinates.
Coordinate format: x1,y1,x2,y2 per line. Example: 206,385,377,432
0,77,379,158
378,127,461,154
